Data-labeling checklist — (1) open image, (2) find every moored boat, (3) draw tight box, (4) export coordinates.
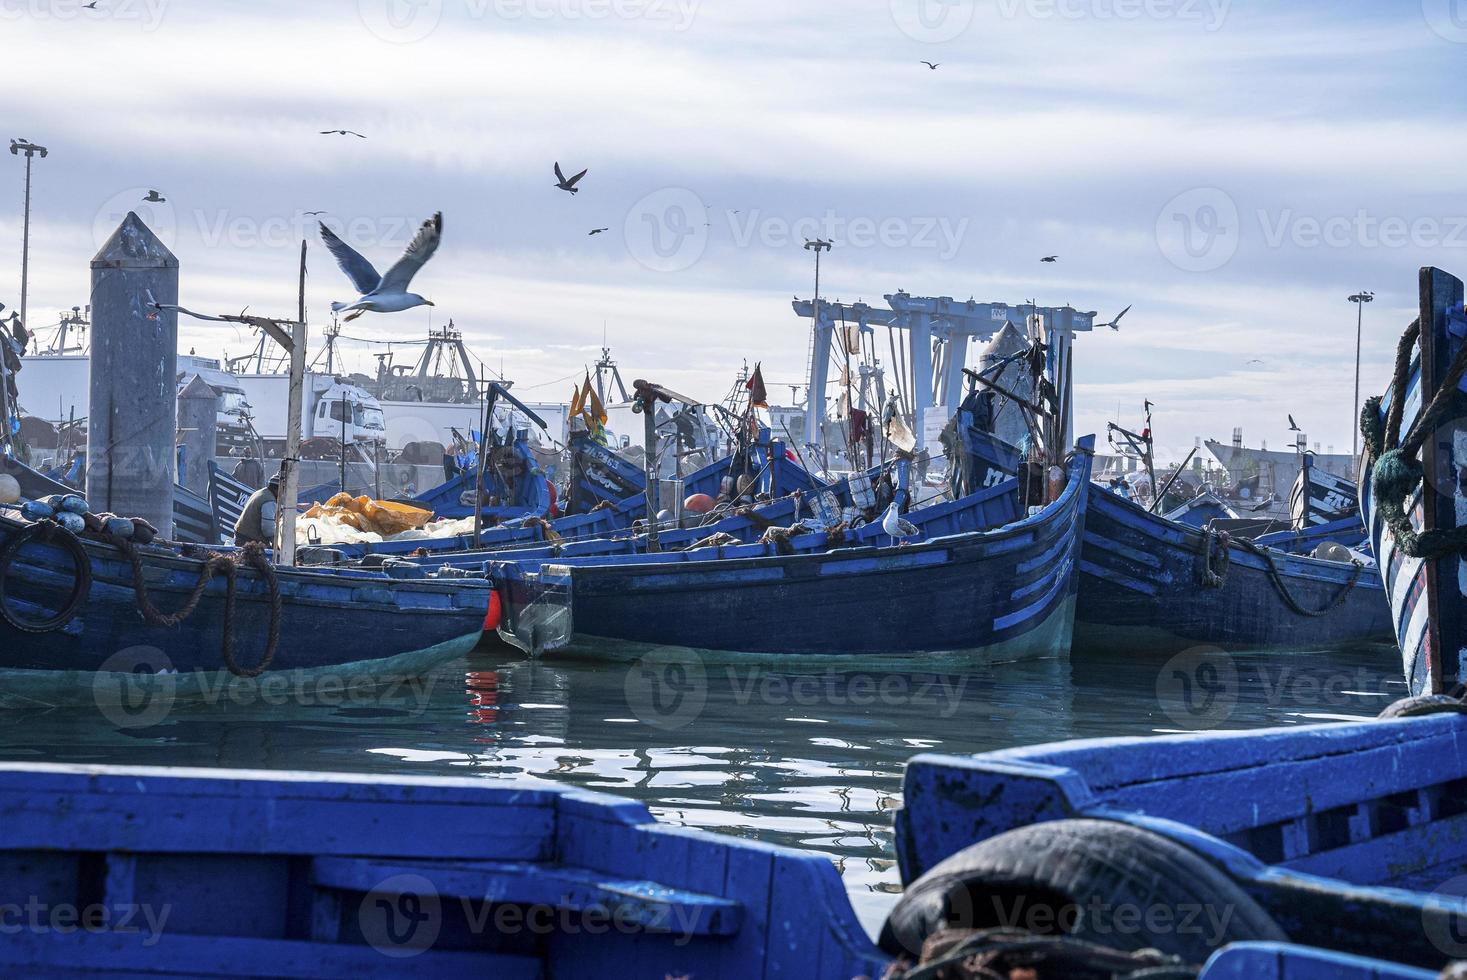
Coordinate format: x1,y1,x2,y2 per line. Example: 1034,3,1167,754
488,438,1094,660
1360,266,1467,696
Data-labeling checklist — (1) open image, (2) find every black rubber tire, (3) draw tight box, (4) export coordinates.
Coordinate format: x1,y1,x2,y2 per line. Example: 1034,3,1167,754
1377,694,1467,719
0,519,93,634
879,818,1286,963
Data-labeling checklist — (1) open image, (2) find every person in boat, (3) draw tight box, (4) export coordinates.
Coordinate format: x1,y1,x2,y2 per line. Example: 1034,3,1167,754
234,473,280,546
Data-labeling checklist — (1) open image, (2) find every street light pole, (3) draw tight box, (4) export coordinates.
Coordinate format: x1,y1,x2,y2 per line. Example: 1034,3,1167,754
1348,290,1374,464
9,139,49,332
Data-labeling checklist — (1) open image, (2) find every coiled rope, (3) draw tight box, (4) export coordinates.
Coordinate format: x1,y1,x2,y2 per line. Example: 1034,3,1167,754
0,519,92,634
1197,527,1362,616
106,536,281,678
1361,310,1467,559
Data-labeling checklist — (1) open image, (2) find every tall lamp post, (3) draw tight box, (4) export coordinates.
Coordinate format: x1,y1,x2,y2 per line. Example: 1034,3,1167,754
1348,290,1374,464
803,237,832,448
10,139,48,332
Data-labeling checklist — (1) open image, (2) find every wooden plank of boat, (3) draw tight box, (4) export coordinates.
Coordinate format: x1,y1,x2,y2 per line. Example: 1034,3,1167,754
1361,267,1467,696
891,713,1467,972
488,438,1094,660
0,761,885,978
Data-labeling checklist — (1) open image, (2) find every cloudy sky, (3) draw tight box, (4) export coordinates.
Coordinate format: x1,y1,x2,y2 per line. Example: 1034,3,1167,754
2,0,1465,460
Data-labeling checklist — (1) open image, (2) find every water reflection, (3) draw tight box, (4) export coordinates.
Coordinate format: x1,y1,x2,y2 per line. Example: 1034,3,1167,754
0,642,1403,935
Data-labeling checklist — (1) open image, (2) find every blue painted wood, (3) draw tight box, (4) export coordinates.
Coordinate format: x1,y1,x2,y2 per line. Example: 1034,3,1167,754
0,761,888,978
0,509,489,678
1200,943,1434,980
489,440,1094,658
1253,513,1368,555
895,714,1467,970
1074,480,1391,654
1361,267,1467,696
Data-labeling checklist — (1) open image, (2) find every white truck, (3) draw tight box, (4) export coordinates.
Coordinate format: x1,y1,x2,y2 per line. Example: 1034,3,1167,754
233,372,387,457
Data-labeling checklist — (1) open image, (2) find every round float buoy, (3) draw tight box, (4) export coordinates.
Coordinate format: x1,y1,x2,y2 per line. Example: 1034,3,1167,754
483,589,503,631
684,493,715,514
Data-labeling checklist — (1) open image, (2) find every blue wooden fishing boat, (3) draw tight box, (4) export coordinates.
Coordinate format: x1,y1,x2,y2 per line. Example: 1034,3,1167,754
0,501,490,705
488,439,1094,659
0,758,1436,977
1291,449,1357,529
885,711,1467,973
1361,267,1467,697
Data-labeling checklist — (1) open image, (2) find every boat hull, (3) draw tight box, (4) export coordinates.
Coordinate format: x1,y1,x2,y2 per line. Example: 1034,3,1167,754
1076,482,1391,654
0,514,490,681
495,443,1093,660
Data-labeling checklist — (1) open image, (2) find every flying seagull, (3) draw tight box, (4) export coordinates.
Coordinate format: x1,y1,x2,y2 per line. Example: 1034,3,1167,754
1100,304,1132,331
1041,255,1058,263
920,61,940,70
320,212,442,323
320,129,366,138
881,503,919,546
303,210,326,216
82,1,97,7
588,227,609,236
554,162,588,194
1288,414,1301,432
143,190,165,203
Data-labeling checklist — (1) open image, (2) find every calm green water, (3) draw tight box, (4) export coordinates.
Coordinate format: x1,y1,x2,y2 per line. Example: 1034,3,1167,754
0,641,1404,936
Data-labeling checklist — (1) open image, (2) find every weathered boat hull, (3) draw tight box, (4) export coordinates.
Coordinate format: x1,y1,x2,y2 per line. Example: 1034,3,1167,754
493,441,1093,660
0,513,489,691
1361,266,1467,695
1075,482,1391,654
894,714,1467,972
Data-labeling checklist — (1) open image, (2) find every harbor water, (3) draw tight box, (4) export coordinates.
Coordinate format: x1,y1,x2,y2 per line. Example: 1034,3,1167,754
0,641,1403,937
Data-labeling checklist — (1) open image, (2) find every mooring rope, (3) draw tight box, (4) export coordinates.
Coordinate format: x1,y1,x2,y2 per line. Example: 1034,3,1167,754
0,519,92,634
107,536,281,677
887,927,1196,980
1360,307,1467,560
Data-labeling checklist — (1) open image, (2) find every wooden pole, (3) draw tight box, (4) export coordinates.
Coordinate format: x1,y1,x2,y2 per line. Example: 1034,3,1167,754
277,241,308,566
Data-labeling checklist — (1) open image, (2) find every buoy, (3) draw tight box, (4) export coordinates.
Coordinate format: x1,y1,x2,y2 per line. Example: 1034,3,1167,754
0,474,19,504
483,589,503,631
656,509,672,521
684,492,715,514
55,512,85,533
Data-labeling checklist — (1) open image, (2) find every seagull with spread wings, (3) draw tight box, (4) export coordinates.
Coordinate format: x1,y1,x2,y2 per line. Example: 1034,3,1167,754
554,162,588,194
320,212,442,322
321,129,367,138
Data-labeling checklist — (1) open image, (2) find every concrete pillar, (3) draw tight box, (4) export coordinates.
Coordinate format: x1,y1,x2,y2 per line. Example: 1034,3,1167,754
88,213,178,531
177,374,216,495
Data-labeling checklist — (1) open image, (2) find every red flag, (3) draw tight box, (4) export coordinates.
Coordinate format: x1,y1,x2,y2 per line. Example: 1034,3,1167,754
746,362,768,409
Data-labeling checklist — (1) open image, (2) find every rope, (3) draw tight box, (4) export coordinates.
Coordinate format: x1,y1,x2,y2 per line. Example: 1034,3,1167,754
1234,537,1364,618
889,928,1196,980
106,536,280,677
0,519,92,633
1199,528,1229,588
1361,309,1467,560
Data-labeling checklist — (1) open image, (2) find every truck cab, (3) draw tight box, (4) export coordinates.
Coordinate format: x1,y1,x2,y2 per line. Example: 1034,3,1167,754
311,379,387,447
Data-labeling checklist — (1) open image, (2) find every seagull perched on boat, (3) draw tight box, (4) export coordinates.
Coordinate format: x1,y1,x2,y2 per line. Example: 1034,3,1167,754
881,503,918,546
1041,255,1058,263
920,61,940,70
320,212,442,323
554,162,588,194
143,190,165,203
320,129,366,138
1288,414,1301,432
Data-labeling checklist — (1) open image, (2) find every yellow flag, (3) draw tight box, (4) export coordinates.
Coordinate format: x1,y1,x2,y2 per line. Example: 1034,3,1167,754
587,381,607,424
570,378,586,417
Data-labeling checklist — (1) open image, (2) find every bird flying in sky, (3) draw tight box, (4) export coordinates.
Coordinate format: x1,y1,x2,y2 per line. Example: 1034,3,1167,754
921,61,940,70
303,210,326,216
554,162,588,194
143,190,165,203
1288,414,1300,431
320,212,442,322
588,228,609,235
320,129,366,138
1041,255,1058,263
